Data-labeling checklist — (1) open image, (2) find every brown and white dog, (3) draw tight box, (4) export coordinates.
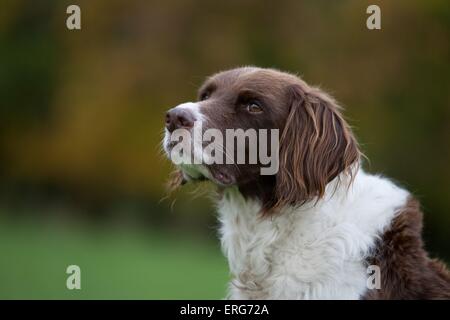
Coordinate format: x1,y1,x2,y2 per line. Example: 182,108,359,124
163,67,450,299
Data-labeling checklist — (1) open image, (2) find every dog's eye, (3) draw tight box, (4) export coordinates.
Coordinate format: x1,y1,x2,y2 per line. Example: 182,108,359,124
246,100,263,113
200,91,210,101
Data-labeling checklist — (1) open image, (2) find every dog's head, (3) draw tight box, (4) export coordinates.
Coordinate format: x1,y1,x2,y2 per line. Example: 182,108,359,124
163,67,360,212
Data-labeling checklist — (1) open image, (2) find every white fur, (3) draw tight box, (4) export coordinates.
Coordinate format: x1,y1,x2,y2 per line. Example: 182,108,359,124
173,102,204,121
164,102,210,180
218,169,409,299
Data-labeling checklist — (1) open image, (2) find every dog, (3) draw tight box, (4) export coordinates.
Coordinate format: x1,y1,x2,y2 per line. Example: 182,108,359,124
163,67,450,299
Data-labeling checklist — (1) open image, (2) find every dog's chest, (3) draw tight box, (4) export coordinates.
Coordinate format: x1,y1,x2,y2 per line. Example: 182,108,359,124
217,175,409,299
219,197,365,299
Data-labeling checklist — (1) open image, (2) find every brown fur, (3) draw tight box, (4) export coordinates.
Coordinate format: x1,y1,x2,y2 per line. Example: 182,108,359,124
274,83,360,211
364,197,450,299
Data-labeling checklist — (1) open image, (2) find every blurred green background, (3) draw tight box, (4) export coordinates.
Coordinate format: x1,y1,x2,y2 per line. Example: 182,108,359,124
0,0,449,299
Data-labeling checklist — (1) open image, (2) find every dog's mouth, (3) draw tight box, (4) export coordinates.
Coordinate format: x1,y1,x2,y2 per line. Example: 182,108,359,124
164,130,236,187
209,168,235,186
165,140,177,150
177,163,236,187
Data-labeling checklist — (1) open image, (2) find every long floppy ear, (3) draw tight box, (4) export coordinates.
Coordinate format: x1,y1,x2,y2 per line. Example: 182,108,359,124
274,84,360,209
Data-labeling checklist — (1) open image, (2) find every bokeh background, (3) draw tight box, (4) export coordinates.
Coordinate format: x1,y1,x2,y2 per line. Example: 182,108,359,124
0,0,449,299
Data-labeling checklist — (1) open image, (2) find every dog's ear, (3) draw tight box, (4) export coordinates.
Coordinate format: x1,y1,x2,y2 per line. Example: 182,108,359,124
273,84,360,209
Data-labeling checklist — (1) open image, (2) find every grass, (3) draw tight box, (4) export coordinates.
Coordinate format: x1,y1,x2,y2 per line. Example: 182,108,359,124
0,218,229,299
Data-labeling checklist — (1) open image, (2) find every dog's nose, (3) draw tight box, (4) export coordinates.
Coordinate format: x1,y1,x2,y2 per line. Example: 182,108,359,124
165,108,196,132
